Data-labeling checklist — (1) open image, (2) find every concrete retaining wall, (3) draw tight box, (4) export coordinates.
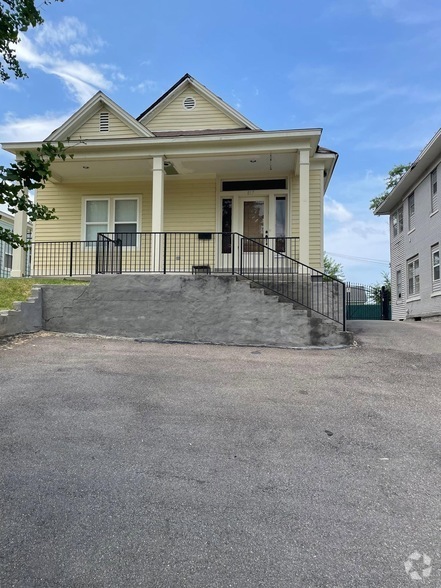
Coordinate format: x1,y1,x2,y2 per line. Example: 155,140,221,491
0,287,42,338
40,275,351,347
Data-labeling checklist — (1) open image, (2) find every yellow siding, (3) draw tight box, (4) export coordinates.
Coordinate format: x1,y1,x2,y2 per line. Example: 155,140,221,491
145,88,243,131
70,107,139,140
34,181,152,242
164,179,217,231
290,171,323,268
309,169,323,270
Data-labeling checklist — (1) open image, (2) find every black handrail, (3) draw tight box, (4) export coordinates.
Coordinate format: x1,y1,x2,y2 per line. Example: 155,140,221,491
236,234,346,329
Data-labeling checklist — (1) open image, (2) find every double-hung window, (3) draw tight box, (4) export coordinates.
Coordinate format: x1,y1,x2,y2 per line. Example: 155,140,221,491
431,168,438,213
84,197,139,246
407,255,420,297
432,245,440,286
408,193,415,231
396,269,402,300
392,205,404,237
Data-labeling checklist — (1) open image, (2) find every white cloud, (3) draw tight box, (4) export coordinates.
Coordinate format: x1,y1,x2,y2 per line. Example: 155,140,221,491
130,80,158,94
0,111,73,143
324,198,353,222
13,18,124,105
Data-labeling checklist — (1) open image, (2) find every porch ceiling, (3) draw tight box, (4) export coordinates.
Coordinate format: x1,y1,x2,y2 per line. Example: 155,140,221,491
48,152,297,183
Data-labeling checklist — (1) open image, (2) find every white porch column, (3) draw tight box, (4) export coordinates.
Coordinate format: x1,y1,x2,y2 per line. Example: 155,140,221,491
298,149,310,266
151,155,165,271
11,209,28,277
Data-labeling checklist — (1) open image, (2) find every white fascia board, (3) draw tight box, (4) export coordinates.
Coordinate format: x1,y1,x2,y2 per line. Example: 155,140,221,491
45,92,154,141
2,128,322,156
376,127,441,215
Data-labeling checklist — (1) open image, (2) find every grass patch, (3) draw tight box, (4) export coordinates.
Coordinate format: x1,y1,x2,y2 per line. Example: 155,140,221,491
0,278,89,311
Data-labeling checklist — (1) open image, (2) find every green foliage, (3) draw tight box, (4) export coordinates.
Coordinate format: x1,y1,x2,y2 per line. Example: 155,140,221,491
323,253,345,281
0,277,89,310
0,142,73,248
0,0,64,82
370,272,391,304
370,163,411,212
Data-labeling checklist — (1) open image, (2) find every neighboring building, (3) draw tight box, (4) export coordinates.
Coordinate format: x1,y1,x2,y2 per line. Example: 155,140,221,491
375,128,441,320
0,211,14,278
0,211,32,278
1,74,337,277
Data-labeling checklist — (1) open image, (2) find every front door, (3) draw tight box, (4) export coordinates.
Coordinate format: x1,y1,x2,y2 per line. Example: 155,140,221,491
239,197,268,270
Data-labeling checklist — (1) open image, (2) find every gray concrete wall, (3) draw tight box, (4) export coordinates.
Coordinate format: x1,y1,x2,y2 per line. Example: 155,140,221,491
41,275,351,347
0,287,42,337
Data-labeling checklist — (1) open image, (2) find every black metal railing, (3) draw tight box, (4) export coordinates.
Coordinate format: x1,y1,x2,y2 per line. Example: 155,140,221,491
27,240,97,276
23,233,344,327
238,235,346,329
96,234,122,274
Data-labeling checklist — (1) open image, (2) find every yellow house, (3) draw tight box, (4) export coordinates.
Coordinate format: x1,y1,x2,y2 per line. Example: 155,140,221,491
2,74,346,329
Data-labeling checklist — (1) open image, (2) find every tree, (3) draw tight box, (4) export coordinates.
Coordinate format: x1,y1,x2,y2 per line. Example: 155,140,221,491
324,253,345,281
0,0,68,249
369,163,411,212
370,272,391,304
0,0,64,82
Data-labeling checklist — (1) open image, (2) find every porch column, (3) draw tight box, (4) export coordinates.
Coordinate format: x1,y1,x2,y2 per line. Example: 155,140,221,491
298,149,310,266
151,155,164,272
11,209,28,277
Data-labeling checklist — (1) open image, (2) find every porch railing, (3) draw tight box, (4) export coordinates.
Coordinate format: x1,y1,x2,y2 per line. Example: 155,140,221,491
23,233,344,328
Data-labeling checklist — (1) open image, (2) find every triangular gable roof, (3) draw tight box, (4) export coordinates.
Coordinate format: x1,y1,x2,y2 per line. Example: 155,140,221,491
45,91,155,141
137,73,260,131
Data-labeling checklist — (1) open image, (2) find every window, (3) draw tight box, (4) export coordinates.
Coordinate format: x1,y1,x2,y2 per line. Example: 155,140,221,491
392,206,404,237
4,252,12,270
407,256,420,297
221,199,232,254
222,179,286,192
431,168,438,213
408,193,415,231
84,198,139,245
432,245,440,284
276,196,287,252
396,269,402,299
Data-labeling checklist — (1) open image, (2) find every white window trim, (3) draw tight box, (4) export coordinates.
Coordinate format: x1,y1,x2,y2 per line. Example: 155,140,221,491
407,255,420,298
432,245,440,285
82,196,141,247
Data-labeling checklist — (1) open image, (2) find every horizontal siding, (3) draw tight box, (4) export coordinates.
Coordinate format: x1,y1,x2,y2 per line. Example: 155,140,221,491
34,181,152,242
70,107,139,140
309,170,323,270
164,179,216,231
145,88,242,132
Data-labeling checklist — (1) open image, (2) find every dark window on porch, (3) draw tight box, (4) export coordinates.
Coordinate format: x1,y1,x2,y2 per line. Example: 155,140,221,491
222,199,232,254
222,179,286,192
276,196,286,252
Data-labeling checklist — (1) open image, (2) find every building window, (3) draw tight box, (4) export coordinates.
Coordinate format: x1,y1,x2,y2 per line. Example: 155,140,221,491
396,269,402,299
392,205,404,237
407,255,420,297
4,252,13,270
276,196,287,252
84,198,139,245
221,198,232,254
432,245,440,284
431,168,438,213
408,193,415,231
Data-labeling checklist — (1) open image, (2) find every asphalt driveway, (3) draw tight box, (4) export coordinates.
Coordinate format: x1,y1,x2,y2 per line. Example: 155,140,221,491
1,321,441,587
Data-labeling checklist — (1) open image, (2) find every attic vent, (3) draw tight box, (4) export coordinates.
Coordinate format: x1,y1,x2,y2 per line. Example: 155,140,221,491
99,112,109,132
183,96,196,110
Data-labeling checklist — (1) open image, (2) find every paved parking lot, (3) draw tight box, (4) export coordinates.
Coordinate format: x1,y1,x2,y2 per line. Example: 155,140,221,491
1,321,441,587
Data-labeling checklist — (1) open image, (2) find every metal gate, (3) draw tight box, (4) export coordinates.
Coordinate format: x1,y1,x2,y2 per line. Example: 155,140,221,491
346,283,391,320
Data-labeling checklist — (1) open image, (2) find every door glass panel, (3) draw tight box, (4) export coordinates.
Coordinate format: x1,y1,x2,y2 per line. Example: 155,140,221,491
243,201,264,252
276,196,286,252
222,199,232,254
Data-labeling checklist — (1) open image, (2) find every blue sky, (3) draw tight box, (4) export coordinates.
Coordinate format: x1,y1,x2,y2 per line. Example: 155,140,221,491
1,0,441,283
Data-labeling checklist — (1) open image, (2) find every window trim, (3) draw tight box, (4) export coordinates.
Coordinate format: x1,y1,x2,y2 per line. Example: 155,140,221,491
431,167,438,213
82,196,141,247
396,268,402,300
408,193,415,231
432,244,440,285
407,255,420,298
